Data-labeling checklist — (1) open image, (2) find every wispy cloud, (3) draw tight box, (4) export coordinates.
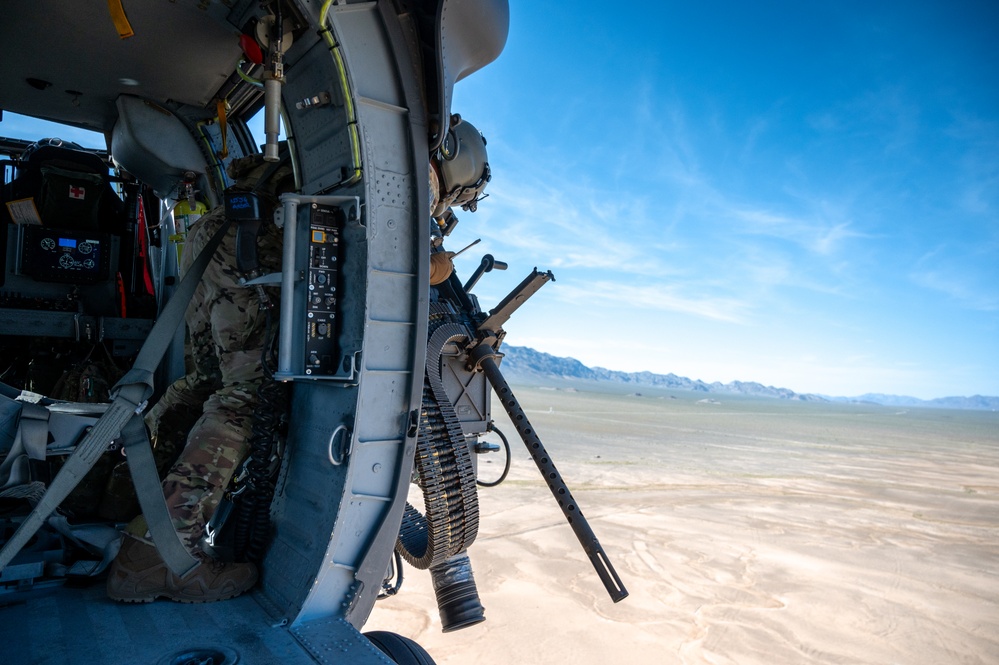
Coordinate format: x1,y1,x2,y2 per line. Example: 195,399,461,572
805,85,921,155
910,268,999,312
554,281,752,323
448,3,999,398
910,244,999,311
728,207,870,256
945,112,999,218
473,176,684,279
474,109,879,327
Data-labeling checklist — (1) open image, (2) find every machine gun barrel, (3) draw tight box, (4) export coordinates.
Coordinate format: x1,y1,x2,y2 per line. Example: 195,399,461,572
471,346,629,603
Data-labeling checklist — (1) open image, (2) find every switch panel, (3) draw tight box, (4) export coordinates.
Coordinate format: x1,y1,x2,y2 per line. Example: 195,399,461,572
304,205,342,376
277,195,358,382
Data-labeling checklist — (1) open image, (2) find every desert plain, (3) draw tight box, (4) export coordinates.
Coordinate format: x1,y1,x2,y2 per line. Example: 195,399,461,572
366,385,999,664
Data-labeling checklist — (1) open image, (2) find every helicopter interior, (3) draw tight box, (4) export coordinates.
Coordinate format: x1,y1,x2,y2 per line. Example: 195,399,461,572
0,2,627,664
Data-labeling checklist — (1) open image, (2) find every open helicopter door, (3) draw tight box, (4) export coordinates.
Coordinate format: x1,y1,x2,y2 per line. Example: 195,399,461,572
253,0,509,640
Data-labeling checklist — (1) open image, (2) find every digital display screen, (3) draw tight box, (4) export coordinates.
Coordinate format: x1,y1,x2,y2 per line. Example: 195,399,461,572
19,226,111,284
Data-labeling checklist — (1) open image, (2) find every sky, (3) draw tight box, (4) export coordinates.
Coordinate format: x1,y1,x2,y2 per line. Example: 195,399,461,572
3,2,996,400
443,1,999,400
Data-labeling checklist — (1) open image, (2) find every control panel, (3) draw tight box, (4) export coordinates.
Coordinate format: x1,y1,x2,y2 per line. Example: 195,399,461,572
304,206,342,376
17,225,112,283
276,195,358,381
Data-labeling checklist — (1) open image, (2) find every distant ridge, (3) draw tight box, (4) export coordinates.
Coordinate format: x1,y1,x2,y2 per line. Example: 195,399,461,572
497,346,826,402
497,345,999,411
826,393,999,411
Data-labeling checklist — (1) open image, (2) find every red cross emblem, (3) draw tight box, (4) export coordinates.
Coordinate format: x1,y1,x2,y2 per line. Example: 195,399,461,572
69,185,85,200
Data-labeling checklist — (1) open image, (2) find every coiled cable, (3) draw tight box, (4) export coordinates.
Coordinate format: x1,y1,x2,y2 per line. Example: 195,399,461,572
476,422,511,488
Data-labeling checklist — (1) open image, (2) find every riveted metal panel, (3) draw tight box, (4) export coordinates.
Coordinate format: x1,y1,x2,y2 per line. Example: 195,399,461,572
264,0,430,633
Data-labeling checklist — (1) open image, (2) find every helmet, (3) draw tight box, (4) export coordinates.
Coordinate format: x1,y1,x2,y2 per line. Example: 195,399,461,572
432,115,490,216
226,148,295,199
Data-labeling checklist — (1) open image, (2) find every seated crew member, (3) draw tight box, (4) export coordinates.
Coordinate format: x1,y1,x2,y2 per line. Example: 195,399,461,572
107,115,488,603
106,154,293,603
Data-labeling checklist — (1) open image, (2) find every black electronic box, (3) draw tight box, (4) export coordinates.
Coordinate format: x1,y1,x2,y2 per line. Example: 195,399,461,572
18,225,112,283
303,204,343,376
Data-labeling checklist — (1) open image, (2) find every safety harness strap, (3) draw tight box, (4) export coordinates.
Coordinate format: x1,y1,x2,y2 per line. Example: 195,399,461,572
0,219,232,577
0,400,48,490
0,399,140,573
120,414,197,575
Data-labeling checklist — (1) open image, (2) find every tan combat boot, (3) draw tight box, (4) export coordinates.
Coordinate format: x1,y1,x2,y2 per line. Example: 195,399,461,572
106,536,258,603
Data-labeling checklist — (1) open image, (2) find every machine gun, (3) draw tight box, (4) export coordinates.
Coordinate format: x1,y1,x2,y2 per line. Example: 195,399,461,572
429,246,629,605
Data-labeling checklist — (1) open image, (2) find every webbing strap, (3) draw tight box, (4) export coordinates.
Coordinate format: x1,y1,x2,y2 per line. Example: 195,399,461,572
0,398,140,572
121,415,198,576
116,218,231,405
0,218,232,576
118,216,231,575
18,402,50,462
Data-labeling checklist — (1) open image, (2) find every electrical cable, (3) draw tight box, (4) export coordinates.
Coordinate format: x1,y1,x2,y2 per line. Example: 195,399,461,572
195,123,230,194
475,422,510,488
236,59,264,87
377,550,405,600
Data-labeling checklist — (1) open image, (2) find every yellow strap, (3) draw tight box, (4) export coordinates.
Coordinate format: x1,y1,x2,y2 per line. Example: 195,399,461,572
216,99,230,159
106,0,134,39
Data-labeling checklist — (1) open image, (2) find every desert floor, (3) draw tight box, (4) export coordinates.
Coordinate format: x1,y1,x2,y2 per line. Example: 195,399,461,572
365,386,999,664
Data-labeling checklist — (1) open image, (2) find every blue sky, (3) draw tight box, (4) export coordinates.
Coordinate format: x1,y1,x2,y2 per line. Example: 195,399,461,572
4,2,996,399
444,1,999,399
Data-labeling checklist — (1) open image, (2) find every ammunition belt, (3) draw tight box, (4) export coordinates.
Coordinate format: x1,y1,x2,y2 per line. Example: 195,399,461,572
396,305,479,570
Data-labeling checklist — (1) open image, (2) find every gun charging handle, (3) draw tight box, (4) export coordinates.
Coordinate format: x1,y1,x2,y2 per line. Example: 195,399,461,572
463,253,508,293
469,344,629,603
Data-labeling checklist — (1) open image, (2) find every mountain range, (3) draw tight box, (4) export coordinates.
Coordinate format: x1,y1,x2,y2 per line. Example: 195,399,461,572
496,345,999,411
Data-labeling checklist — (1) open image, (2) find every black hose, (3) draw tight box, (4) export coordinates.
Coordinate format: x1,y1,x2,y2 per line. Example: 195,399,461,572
430,552,485,632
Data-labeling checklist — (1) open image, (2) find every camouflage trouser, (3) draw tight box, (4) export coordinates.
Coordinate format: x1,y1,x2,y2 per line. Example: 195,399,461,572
137,207,282,554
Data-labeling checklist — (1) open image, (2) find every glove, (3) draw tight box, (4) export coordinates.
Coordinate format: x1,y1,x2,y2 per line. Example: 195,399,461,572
429,251,455,285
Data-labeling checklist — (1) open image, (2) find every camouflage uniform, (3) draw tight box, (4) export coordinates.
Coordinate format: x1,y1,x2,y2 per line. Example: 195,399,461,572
107,155,291,603
140,203,283,554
